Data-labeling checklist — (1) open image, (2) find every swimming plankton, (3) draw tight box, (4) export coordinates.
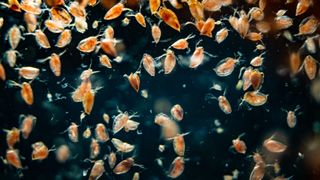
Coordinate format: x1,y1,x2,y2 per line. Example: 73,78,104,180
90,138,100,159
31,141,55,161
124,72,141,92
95,123,109,142
168,132,189,156
282,105,300,128
231,133,247,154
5,149,23,169
263,135,287,153
56,29,72,48
7,81,34,105
16,66,40,80
77,35,101,53
214,57,240,77
206,90,232,114
170,104,184,121
24,30,51,49
149,0,161,14
141,53,156,76
4,127,20,148
189,44,205,68
170,34,195,50
0,63,5,81
113,157,144,175
19,114,36,139
113,110,138,134
111,138,135,153
168,156,185,178
37,51,66,77
6,25,23,49
104,1,132,21
83,89,95,115
89,160,105,180
67,122,79,143
157,7,181,31
241,91,268,107
151,23,162,44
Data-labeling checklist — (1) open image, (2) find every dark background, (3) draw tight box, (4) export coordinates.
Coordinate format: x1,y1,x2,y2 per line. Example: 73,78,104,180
0,0,320,179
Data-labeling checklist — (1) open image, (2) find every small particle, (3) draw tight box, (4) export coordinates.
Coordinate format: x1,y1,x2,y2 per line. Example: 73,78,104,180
158,144,165,152
92,20,100,29
232,169,239,179
47,92,53,102
274,162,281,174
83,127,91,138
141,89,149,98
113,56,123,63
214,119,221,126
156,158,163,167
103,113,110,124
210,83,223,91
216,127,224,134
236,80,243,90
122,17,130,26
298,152,304,159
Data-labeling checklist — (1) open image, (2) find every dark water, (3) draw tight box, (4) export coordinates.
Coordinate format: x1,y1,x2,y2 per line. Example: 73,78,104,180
0,0,320,180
